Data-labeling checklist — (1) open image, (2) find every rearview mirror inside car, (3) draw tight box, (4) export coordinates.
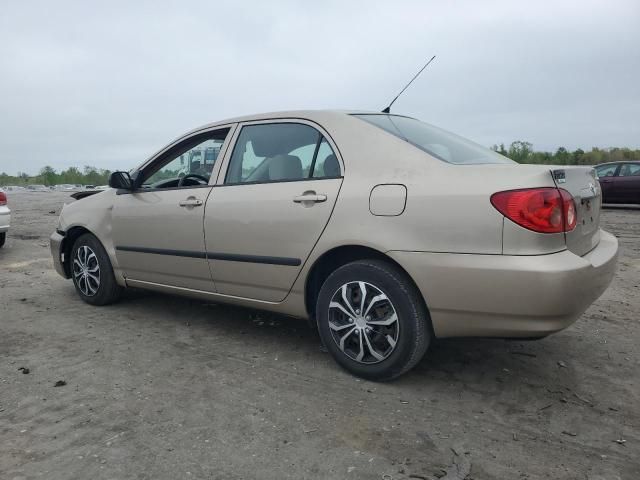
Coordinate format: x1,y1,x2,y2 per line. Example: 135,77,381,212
108,171,133,190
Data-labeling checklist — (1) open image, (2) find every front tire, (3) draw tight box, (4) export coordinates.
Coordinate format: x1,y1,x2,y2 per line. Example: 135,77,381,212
70,233,123,305
316,259,431,381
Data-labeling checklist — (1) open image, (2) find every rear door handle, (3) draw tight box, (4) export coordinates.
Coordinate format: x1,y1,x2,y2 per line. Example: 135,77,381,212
293,193,327,204
179,197,203,207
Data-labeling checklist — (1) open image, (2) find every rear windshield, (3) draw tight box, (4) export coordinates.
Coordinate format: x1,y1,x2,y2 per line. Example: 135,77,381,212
354,114,514,165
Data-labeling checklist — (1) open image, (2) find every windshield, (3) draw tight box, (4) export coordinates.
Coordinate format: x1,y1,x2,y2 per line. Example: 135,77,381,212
355,114,515,165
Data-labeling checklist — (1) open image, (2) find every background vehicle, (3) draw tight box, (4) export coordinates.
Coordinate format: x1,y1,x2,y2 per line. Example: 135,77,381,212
0,188,10,247
595,161,640,204
26,184,49,192
54,184,77,191
50,111,618,380
2,185,26,192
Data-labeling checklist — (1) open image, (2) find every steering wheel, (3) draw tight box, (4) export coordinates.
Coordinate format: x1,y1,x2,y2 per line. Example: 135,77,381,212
178,173,209,187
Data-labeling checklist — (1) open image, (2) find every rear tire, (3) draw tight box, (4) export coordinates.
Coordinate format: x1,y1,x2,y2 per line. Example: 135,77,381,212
70,233,123,305
316,259,431,381
0,232,5,248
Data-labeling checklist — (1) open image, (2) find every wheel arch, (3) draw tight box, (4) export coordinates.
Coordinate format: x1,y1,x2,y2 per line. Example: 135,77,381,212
304,245,431,331
60,226,96,278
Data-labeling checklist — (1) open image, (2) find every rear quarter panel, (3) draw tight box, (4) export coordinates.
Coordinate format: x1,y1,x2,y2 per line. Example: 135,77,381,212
285,115,560,315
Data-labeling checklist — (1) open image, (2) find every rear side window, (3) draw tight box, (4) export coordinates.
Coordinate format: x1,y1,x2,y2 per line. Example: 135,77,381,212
619,163,640,177
354,114,514,165
311,139,340,178
225,123,340,184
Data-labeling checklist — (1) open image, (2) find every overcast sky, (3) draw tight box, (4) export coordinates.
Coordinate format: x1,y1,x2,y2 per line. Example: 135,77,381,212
1,0,639,175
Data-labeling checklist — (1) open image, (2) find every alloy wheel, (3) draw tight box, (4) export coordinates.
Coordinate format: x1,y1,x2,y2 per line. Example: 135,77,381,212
327,281,400,364
72,245,100,296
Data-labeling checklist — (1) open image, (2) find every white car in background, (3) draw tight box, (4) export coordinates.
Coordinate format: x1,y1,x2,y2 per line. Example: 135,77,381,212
27,184,49,192
54,184,77,192
0,188,10,248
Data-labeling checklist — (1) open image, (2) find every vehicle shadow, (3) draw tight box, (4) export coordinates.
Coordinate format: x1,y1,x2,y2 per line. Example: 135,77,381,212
116,288,568,390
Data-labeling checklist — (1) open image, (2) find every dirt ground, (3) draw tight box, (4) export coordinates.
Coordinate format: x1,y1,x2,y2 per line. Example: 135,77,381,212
0,191,638,480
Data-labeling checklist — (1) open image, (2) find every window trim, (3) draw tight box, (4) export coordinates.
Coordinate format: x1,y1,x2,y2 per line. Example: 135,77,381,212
215,118,344,186
308,135,323,178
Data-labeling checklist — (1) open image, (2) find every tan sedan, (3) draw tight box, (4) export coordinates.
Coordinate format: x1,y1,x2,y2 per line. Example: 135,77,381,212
50,111,618,380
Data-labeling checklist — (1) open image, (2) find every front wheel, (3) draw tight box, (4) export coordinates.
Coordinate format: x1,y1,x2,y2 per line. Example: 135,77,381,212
316,259,431,381
70,233,123,305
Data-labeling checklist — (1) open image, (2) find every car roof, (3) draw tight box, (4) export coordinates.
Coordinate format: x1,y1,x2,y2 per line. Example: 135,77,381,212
180,109,414,136
596,161,640,167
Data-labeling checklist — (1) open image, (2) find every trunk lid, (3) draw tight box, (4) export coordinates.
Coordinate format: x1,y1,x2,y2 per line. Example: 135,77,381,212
552,167,601,256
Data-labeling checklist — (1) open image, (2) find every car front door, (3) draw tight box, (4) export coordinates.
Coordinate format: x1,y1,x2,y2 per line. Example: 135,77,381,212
596,163,620,203
204,121,344,302
112,126,233,291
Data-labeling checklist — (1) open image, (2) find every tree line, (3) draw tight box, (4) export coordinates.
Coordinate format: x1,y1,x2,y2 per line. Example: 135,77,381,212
0,166,111,187
2,143,640,187
492,142,640,165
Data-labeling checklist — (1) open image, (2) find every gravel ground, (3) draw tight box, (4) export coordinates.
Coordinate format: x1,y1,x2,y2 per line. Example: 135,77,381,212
1,191,638,480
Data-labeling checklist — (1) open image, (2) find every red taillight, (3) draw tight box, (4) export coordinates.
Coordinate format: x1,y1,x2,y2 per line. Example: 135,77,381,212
0,191,6,206
491,188,577,234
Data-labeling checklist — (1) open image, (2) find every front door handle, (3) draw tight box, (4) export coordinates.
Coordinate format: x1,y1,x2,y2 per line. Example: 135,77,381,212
179,197,203,207
293,192,327,204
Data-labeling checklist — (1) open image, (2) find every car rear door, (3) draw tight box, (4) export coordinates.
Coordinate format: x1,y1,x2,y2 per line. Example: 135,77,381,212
204,120,343,302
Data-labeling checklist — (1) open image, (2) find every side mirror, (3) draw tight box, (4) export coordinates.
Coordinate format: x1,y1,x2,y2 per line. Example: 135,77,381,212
109,171,133,190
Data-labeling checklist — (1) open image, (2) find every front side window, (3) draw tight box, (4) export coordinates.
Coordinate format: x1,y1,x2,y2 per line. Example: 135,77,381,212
595,164,618,178
143,128,229,188
225,123,340,184
354,114,515,165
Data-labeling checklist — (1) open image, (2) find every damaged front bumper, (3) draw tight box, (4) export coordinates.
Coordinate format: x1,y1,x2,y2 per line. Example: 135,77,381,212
50,230,68,278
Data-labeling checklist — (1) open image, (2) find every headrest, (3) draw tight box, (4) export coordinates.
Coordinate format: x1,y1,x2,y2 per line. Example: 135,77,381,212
322,154,340,177
269,155,303,181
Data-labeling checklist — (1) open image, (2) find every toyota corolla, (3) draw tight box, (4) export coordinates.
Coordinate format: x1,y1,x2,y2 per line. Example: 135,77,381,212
50,111,618,380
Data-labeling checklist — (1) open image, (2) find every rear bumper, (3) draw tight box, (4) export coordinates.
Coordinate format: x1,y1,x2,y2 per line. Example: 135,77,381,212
0,206,10,232
389,229,619,338
50,230,68,278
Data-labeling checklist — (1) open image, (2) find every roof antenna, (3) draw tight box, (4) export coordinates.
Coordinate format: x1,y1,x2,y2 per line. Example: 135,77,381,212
382,55,436,113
